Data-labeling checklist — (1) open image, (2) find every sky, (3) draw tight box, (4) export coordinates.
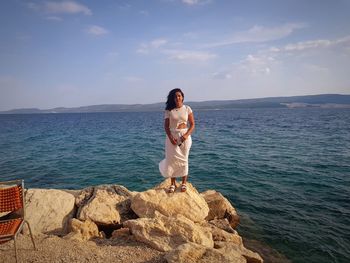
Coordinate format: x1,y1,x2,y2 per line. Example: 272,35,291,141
0,0,350,111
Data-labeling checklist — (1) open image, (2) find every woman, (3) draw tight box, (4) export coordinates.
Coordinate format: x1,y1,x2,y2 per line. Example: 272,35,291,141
159,88,195,193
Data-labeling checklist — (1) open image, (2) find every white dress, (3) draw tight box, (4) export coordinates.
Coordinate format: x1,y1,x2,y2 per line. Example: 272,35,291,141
159,105,193,178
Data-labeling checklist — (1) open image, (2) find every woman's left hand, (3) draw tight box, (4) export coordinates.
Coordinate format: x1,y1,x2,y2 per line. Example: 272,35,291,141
181,134,188,142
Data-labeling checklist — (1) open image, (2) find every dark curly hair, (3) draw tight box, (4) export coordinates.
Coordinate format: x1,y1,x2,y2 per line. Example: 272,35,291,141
165,88,184,111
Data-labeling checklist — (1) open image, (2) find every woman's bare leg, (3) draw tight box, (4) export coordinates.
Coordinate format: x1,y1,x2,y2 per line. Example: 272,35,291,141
168,177,177,193
181,176,187,192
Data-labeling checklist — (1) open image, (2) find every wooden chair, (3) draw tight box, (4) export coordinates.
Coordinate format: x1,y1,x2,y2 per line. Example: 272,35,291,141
0,180,36,262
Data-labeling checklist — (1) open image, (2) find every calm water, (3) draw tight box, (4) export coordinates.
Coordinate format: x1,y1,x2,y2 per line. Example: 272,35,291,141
0,108,349,263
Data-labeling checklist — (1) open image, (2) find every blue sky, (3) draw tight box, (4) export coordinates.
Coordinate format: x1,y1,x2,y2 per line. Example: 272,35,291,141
1,0,350,110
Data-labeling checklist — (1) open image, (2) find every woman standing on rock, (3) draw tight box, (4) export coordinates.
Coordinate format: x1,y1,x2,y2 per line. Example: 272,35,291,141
159,88,195,193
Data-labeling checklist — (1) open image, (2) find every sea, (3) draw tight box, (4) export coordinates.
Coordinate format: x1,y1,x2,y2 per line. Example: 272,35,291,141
0,108,349,263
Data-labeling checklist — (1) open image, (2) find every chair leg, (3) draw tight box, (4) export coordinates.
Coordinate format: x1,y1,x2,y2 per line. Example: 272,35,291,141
24,220,36,250
14,237,18,263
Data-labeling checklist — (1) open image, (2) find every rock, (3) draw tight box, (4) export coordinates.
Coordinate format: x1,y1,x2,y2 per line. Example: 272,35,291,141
75,186,94,207
76,185,135,225
165,242,246,263
242,239,289,263
208,218,235,233
215,241,264,263
15,183,264,263
201,190,240,228
64,218,103,241
24,189,75,235
124,211,213,252
201,221,242,244
111,228,131,239
131,179,209,223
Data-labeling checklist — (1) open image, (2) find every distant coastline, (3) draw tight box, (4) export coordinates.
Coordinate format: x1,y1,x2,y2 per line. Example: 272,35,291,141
1,94,350,114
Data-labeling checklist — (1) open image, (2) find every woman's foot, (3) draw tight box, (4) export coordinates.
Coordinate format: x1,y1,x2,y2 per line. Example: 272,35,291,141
168,184,176,193
181,183,187,192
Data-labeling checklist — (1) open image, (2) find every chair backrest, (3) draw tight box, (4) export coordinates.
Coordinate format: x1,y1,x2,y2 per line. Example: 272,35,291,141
0,180,24,214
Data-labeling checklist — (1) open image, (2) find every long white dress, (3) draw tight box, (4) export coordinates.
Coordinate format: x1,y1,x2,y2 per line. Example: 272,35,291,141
159,105,193,178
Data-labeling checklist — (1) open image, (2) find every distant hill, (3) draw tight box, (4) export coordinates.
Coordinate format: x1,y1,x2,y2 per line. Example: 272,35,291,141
188,94,350,110
1,94,350,114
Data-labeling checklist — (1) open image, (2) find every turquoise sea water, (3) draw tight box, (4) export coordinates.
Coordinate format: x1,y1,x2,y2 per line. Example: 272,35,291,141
0,108,349,263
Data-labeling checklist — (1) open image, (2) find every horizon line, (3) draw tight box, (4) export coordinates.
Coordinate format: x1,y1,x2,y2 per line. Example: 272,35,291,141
2,93,350,112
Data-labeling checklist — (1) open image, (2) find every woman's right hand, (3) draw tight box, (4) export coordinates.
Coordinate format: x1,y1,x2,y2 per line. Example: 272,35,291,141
169,136,177,145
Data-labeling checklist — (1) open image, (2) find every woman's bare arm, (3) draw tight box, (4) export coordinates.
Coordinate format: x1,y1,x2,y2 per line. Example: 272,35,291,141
164,118,177,145
182,113,195,140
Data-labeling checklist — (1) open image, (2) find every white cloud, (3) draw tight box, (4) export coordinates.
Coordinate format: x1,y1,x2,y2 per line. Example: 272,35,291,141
119,4,131,10
44,1,92,15
264,67,271,74
285,40,332,51
182,0,200,5
163,49,217,62
139,10,149,16
151,39,168,48
86,25,109,36
272,35,350,53
203,23,306,48
136,44,149,54
137,38,168,54
182,0,211,5
137,37,216,62
239,54,274,75
214,35,350,83
45,16,63,21
183,32,198,39
212,72,232,79
269,47,280,52
213,54,274,79
27,2,40,11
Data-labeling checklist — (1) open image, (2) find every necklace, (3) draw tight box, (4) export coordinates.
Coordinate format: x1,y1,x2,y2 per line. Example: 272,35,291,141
175,104,183,111
174,105,184,121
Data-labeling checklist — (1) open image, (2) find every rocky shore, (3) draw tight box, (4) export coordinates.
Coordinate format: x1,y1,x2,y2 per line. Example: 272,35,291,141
0,179,264,263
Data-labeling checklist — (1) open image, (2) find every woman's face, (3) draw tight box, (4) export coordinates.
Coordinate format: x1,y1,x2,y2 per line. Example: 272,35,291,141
174,91,183,107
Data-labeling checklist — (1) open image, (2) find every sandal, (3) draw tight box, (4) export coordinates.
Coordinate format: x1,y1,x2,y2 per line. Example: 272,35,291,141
168,185,176,193
181,184,187,192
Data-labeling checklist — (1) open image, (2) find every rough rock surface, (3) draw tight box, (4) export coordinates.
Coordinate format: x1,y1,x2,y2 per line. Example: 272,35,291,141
76,185,135,225
165,242,246,263
208,218,235,233
64,218,103,241
0,233,166,263
24,189,75,234
215,241,264,263
124,211,213,252
17,183,265,263
131,179,209,223
203,222,242,244
201,190,240,228
111,228,131,239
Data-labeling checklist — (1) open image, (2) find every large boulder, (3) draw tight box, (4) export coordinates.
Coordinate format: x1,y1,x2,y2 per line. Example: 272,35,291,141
215,241,264,263
64,218,103,241
131,179,209,223
124,211,213,252
202,222,242,244
76,185,135,225
165,242,246,263
201,190,240,228
208,218,235,233
24,189,75,234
